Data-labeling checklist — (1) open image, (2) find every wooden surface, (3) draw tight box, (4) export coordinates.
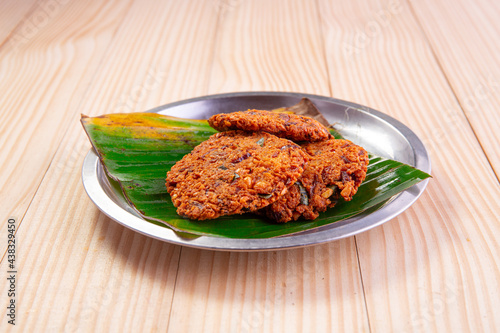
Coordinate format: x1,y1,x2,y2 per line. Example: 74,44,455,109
0,0,499,331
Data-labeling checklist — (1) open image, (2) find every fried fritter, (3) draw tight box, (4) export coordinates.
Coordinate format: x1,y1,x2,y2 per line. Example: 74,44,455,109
208,110,332,142
261,139,369,223
166,131,309,220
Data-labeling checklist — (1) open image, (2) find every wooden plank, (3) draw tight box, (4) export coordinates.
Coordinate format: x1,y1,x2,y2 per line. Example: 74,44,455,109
167,1,370,332
317,0,500,331
0,0,38,46
208,0,330,94
409,0,500,177
0,0,134,244
0,0,219,331
169,245,368,333
1,0,498,331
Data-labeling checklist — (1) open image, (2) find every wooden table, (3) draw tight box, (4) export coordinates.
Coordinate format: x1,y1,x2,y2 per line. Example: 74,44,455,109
1,0,499,331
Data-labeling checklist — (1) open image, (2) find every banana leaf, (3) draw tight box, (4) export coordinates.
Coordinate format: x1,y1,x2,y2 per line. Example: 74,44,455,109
81,112,431,239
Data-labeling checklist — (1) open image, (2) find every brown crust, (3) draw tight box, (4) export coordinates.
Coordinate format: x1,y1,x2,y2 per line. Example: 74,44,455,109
261,139,369,223
208,110,332,142
165,131,309,220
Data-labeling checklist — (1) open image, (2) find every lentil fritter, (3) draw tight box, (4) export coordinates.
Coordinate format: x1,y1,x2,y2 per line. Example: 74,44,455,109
208,109,332,142
166,131,309,220
261,139,369,223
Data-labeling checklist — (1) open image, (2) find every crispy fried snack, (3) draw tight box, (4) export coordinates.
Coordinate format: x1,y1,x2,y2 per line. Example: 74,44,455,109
166,131,309,220
261,139,369,223
208,110,332,142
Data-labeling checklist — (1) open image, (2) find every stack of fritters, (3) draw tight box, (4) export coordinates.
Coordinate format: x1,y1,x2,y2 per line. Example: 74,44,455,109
166,131,309,220
166,109,369,222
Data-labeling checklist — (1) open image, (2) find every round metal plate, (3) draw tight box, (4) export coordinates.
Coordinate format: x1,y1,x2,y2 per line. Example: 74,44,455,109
81,92,431,251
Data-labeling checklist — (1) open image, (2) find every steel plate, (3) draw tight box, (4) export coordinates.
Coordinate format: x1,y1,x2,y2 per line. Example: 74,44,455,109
81,92,431,251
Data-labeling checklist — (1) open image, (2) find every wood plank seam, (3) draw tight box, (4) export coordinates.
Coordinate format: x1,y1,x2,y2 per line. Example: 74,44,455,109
206,2,225,96
0,162,47,265
165,1,224,329
314,0,334,98
315,1,499,331
168,1,369,332
354,236,373,333
0,0,139,261
165,246,184,332
313,0,375,327
406,0,500,184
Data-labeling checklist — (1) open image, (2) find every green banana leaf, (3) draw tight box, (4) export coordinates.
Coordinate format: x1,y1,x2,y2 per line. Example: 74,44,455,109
81,112,431,239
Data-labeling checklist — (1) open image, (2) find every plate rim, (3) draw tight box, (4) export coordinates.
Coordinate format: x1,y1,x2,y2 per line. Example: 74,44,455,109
81,91,431,251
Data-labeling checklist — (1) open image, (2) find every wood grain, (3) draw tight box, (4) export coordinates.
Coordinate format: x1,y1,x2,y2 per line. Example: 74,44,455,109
169,244,368,333
318,0,500,331
0,0,219,331
409,0,500,177
0,0,134,246
168,1,369,332
0,0,499,332
208,0,330,95
0,0,38,46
